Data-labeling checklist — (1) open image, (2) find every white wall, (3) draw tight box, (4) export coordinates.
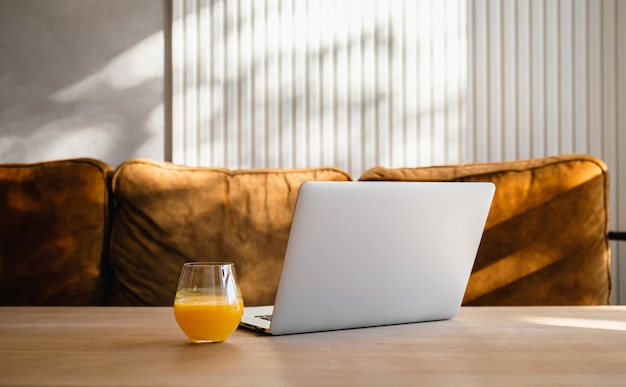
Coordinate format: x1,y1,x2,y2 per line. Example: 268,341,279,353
0,0,166,168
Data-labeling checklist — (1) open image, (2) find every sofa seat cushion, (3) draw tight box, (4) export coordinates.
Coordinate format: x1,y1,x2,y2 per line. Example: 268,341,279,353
359,154,611,305
109,160,352,306
0,158,113,305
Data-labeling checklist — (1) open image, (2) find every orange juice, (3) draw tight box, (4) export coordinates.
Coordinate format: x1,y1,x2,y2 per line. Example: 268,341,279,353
174,294,244,343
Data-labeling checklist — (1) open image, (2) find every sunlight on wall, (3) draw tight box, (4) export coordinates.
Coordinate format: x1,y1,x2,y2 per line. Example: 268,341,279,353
0,23,164,167
50,33,164,102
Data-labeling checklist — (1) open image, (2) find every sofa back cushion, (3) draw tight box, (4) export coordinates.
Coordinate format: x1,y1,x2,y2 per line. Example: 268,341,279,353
108,160,352,306
0,158,113,305
359,154,611,305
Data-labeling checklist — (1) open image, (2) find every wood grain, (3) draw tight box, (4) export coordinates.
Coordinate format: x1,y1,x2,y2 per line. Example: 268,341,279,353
1,306,625,386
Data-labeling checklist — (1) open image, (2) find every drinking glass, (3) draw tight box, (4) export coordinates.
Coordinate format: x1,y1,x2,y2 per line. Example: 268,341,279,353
173,262,244,343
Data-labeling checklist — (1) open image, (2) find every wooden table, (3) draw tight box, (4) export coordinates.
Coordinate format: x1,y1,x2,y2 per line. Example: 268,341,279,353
1,306,625,386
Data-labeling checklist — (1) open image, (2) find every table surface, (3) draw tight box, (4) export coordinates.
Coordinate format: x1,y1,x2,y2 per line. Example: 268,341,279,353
1,306,625,386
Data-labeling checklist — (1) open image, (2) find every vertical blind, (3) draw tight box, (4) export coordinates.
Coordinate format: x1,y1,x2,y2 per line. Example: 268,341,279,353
172,0,467,178
172,0,626,303
469,0,620,162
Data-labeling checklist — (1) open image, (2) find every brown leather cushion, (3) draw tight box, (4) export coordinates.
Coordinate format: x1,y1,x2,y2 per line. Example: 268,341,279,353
359,154,611,305
108,159,352,306
0,159,113,305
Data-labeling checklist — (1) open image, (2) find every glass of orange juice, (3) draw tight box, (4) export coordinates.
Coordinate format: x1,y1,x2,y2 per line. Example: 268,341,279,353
173,262,244,343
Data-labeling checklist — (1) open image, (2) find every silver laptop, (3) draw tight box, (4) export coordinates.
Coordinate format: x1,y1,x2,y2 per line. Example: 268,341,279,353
240,181,495,335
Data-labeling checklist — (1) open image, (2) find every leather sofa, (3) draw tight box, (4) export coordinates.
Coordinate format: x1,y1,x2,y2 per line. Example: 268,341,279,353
0,154,614,306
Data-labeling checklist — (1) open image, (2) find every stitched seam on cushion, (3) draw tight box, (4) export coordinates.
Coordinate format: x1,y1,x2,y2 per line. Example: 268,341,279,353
112,159,350,179
231,167,351,179
367,155,604,182
454,156,606,180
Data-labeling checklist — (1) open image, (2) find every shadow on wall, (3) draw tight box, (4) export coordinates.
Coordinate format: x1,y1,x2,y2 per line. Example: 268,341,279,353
0,0,166,167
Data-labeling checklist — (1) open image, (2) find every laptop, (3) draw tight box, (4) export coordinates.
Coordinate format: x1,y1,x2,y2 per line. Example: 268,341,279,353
240,180,495,335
